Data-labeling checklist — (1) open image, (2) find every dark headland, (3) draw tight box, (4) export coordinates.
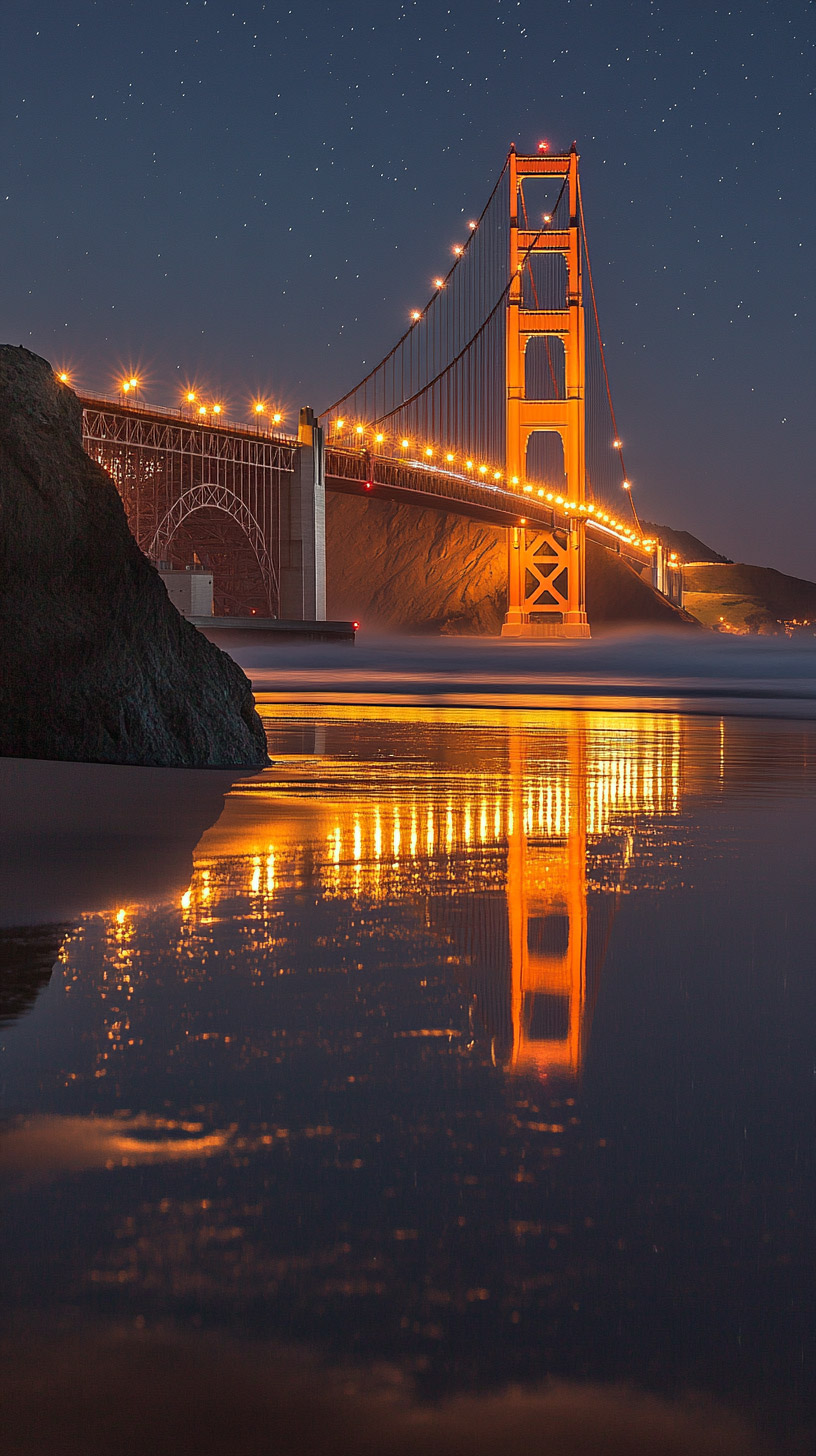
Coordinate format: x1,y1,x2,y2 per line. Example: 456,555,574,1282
0,346,268,767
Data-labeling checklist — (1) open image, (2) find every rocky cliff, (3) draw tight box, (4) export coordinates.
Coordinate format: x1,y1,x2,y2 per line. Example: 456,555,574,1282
326,494,695,632
0,347,268,766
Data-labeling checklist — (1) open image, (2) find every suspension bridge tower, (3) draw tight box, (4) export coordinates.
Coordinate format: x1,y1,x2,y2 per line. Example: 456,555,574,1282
502,145,590,639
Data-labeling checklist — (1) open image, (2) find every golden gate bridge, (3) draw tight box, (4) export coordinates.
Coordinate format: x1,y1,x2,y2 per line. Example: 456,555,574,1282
75,147,682,633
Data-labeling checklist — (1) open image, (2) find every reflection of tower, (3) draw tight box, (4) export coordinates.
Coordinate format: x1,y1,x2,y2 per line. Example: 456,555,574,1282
507,724,589,1079
426,720,623,1085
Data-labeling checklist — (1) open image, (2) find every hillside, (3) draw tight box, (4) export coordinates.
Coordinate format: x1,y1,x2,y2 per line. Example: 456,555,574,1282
641,520,731,565
326,494,695,633
682,561,816,634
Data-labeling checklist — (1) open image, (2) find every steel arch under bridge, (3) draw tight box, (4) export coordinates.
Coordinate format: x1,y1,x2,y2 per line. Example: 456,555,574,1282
80,396,299,616
148,482,278,614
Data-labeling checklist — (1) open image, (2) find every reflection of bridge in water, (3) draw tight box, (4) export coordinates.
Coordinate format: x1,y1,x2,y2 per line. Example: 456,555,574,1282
189,707,684,1085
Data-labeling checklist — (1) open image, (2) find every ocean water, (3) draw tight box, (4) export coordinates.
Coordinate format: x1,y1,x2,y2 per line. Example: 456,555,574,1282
234,629,816,716
2,643,816,1447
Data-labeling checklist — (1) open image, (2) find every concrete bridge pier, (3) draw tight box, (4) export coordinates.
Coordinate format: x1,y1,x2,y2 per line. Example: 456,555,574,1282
279,406,326,620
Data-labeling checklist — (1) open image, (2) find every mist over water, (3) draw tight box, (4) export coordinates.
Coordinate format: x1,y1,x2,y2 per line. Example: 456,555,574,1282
232,631,816,714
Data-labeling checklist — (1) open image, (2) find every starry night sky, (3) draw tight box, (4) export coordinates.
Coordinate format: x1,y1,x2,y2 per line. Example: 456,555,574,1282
1,0,813,575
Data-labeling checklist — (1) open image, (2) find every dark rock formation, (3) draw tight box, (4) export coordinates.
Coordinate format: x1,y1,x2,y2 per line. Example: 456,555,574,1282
0,925,67,1026
0,347,268,766
326,494,696,633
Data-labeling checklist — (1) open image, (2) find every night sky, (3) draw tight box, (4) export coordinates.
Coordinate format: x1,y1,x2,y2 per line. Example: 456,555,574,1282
1,0,813,576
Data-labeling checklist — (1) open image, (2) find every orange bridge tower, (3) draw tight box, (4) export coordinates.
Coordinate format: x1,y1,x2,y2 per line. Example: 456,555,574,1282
502,145,590,639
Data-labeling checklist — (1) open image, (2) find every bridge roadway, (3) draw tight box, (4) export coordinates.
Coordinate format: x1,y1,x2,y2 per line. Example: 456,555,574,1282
324,443,650,571
79,393,651,577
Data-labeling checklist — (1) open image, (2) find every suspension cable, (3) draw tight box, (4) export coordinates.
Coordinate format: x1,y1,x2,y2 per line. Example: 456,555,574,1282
578,179,643,535
320,155,510,419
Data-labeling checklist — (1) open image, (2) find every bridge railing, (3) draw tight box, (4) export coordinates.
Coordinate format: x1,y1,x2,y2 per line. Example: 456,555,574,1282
325,444,653,570
77,392,299,448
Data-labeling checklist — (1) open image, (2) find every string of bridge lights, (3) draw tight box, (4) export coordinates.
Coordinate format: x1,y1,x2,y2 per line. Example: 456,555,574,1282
352,146,645,544
330,417,652,550
56,368,649,551
56,369,286,428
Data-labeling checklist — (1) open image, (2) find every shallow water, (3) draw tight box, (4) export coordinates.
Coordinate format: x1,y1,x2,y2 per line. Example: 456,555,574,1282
2,701,816,1436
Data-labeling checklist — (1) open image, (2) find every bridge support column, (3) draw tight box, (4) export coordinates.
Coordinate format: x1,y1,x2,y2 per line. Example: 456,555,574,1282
501,519,590,639
280,406,326,621
501,145,590,640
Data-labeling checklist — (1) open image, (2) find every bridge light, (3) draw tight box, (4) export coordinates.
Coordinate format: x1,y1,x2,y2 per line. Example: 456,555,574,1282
538,139,549,152
355,424,365,435
453,245,463,256
546,492,553,501
121,381,130,393
198,405,206,415
555,495,564,505
212,403,222,415
523,485,533,493
446,452,454,462
520,517,527,524
493,470,501,479
424,447,433,457
537,489,544,497
511,476,519,485
622,479,631,489
129,377,139,388
375,432,384,443
273,411,282,424
400,438,409,449
465,460,473,469
410,309,422,321
57,370,70,384
186,391,197,404
613,438,622,449
352,621,359,631
478,464,487,474
254,403,264,414
434,278,445,289
468,220,477,230
542,213,552,224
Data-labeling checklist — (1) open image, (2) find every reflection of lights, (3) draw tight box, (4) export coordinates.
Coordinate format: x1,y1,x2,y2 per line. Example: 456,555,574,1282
116,908,126,925
266,850,275,895
250,856,261,894
181,889,192,910
353,818,362,862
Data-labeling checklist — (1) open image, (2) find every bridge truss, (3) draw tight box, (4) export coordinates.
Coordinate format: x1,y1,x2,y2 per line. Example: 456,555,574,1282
81,398,296,615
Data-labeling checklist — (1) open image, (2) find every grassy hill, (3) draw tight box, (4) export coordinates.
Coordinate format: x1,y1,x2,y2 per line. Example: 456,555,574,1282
682,562,816,635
